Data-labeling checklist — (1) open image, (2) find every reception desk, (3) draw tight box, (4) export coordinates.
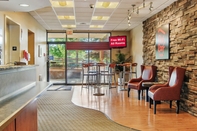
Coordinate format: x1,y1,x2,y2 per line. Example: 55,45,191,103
0,65,52,131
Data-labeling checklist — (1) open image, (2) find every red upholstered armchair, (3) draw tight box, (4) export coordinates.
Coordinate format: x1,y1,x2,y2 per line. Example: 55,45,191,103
148,66,186,114
127,65,157,100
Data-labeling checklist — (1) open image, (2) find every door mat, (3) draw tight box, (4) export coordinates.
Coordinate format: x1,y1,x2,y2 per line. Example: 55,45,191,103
47,85,72,91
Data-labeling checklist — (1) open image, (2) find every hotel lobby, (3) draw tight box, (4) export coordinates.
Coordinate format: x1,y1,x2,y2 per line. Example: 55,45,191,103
0,0,197,131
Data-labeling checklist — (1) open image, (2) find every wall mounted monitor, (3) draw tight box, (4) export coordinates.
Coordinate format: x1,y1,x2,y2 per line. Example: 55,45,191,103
109,36,127,48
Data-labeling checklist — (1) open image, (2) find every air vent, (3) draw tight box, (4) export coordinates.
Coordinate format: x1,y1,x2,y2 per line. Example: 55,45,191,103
76,22,89,25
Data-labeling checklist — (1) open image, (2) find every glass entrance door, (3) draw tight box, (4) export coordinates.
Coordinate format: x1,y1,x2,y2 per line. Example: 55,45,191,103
66,50,110,84
67,50,87,84
48,43,66,84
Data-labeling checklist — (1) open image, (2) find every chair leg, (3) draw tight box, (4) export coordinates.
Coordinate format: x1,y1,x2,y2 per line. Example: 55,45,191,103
153,100,157,114
138,90,141,100
170,100,172,108
149,98,152,108
113,74,116,88
82,75,84,88
146,88,149,102
128,88,130,97
176,100,180,114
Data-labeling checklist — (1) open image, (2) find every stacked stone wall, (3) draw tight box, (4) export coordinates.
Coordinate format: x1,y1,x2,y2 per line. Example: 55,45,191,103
143,0,197,116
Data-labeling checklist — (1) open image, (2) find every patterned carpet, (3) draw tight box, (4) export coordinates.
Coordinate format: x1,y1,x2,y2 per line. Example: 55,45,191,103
37,90,139,131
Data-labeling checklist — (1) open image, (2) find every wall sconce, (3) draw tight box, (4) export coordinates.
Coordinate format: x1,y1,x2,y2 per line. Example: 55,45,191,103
127,0,153,26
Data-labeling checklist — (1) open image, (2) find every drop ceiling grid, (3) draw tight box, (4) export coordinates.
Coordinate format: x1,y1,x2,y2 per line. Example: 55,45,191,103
0,0,177,30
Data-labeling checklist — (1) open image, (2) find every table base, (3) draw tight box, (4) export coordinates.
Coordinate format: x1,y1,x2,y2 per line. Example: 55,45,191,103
109,86,116,89
119,88,128,91
93,93,105,96
93,86,105,96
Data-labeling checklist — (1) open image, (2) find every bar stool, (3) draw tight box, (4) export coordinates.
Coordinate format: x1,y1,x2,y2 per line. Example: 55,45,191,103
93,62,106,96
96,62,106,85
88,63,97,74
100,63,116,88
121,63,138,90
118,63,131,91
81,63,97,89
131,63,138,78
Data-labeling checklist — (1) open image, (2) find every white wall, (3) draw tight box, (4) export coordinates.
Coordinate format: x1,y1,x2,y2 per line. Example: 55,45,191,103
0,11,47,81
130,24,144,77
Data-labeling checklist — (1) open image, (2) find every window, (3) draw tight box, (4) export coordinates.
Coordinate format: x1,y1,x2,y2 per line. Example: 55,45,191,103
89,33,110,42
67,33,88,42
48,33,66,42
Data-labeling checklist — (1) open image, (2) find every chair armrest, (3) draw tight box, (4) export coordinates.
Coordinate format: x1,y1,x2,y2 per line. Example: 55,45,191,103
128,77,142,83
149,83,168,91
153,86,180,100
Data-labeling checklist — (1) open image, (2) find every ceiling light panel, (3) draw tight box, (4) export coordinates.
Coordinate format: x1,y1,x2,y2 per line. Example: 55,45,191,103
19,4,29,7
62,25,76,28
51,1,74,7
92,16,109,20
89,25,104,28
95,2,119,8
58,16,75,20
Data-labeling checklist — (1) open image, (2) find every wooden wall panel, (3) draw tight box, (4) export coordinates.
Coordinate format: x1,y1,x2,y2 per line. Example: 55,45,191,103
16,100,37,131
2,120,15,131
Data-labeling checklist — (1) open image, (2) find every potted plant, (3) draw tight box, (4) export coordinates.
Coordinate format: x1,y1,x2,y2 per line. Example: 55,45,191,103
112,50,132,86
113,49,132,72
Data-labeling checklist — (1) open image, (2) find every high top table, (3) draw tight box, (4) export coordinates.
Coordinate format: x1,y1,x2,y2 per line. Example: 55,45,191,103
93,63,107,96
116,64,128,91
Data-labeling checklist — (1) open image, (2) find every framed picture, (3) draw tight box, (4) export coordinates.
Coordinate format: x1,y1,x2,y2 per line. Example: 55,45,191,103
155,24,170,59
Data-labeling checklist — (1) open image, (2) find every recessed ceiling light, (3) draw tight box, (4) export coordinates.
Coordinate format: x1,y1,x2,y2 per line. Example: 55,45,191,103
58,16,75,20
92,16,109,20
59,1,67,6
102,2,110,8
51,1,74,7
89,25,103,28
19,4,29,7
62,25,76,28
96,2,118,8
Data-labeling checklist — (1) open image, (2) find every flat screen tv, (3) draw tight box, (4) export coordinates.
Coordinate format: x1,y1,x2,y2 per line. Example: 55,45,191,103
109,36,127,48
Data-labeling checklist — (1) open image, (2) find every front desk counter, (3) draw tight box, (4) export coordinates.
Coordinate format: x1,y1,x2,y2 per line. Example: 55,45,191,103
0,65,52,131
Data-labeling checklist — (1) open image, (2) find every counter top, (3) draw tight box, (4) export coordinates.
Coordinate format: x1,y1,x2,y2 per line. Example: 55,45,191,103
0,81,52,130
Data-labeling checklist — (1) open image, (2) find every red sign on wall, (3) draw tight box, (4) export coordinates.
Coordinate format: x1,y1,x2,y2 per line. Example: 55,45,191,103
109,36,127,48
155,24,169,59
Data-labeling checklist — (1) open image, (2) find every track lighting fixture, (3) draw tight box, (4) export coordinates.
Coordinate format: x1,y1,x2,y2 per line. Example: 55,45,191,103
127,0,153,26
149,2,153,11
